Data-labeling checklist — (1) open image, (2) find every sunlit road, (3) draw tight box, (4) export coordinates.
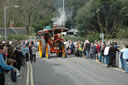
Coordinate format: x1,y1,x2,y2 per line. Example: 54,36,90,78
32,53,128,85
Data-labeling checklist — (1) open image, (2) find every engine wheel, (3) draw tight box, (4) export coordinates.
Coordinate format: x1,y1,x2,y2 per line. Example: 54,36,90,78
39,38,46,58
62,45,67,58
46,44,50,59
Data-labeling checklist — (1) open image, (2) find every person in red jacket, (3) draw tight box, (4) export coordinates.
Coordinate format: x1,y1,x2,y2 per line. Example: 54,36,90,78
96,42,101,60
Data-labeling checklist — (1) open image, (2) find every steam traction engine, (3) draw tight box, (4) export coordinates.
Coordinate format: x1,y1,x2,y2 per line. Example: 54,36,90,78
38,28,68,59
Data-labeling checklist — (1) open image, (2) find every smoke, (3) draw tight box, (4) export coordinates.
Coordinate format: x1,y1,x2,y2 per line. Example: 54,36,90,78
52,0,72,27
52,8,66,26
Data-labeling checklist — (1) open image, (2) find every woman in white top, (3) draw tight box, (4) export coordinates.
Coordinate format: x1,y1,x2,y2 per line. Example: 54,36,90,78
104,45,110,65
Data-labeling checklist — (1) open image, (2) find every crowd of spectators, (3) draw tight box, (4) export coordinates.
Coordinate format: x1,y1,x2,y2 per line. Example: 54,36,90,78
0,40,37,85
65,40,128,73
0,39,128,85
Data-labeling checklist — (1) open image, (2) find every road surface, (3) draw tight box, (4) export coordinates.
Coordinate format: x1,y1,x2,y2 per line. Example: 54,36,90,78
28,53,128,85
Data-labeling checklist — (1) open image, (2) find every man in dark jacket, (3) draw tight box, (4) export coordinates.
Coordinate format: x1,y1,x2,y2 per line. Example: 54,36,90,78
108,42,120,67
84,40,90,59
14,47,22,71
90,43,97,59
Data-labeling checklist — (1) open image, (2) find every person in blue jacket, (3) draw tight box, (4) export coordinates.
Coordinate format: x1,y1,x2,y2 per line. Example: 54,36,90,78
22,44,29,62
0,45,15,85
120,43,128,73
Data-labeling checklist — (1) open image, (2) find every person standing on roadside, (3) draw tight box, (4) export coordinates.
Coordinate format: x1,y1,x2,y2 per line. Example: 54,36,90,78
29,43,32,62
101,43,106,64
104,44,110,65
90,43,97,59
83,40,90,59
0,45,15,85
77,41,82,57
96,41,101,61
14,47,22,71
120,43,128,73
108,42,120,67
21,45,27,65
3,45,8,61
31,45,37,63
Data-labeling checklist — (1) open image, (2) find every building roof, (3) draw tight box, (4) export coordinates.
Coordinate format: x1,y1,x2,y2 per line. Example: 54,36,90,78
68,29,78,32
0,27,27,35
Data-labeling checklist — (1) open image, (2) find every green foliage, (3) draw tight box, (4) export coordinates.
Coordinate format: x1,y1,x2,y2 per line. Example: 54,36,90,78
105,34,112,39
75,0,128,39
1,0,128,39
32,15,53,33
75,0,95,31
7,34,28,40
86,32,100,42
63,31,100,42
0,0,54,33
116,28,128,38
63,35,85,41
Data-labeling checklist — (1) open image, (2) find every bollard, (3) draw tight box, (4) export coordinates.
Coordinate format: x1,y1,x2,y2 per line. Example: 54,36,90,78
118,52,122,68
116,52,122,68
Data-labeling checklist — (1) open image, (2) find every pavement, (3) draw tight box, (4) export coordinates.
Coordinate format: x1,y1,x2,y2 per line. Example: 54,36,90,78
15,64,27,85
19,52,128,85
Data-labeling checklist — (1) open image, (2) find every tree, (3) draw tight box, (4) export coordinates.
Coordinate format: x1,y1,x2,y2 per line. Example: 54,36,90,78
0,0,54,33
75,0,128,38
32,15,53,33
14,0,54,33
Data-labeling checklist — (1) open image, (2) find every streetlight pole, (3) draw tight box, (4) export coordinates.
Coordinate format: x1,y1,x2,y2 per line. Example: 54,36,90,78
4,5,19,41
4,7,7,41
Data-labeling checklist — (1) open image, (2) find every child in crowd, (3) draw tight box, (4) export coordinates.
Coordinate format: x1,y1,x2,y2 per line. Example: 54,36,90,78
5,58,17,85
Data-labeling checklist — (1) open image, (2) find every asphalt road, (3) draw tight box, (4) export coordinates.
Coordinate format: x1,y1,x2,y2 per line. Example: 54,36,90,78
32,53,128,85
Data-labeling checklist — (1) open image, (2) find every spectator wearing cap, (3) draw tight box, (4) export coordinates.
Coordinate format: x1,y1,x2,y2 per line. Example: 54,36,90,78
0,45,15,85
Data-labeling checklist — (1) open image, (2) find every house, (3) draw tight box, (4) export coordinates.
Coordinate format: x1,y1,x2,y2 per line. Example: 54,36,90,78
67,29,78,35
0,27,27,36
